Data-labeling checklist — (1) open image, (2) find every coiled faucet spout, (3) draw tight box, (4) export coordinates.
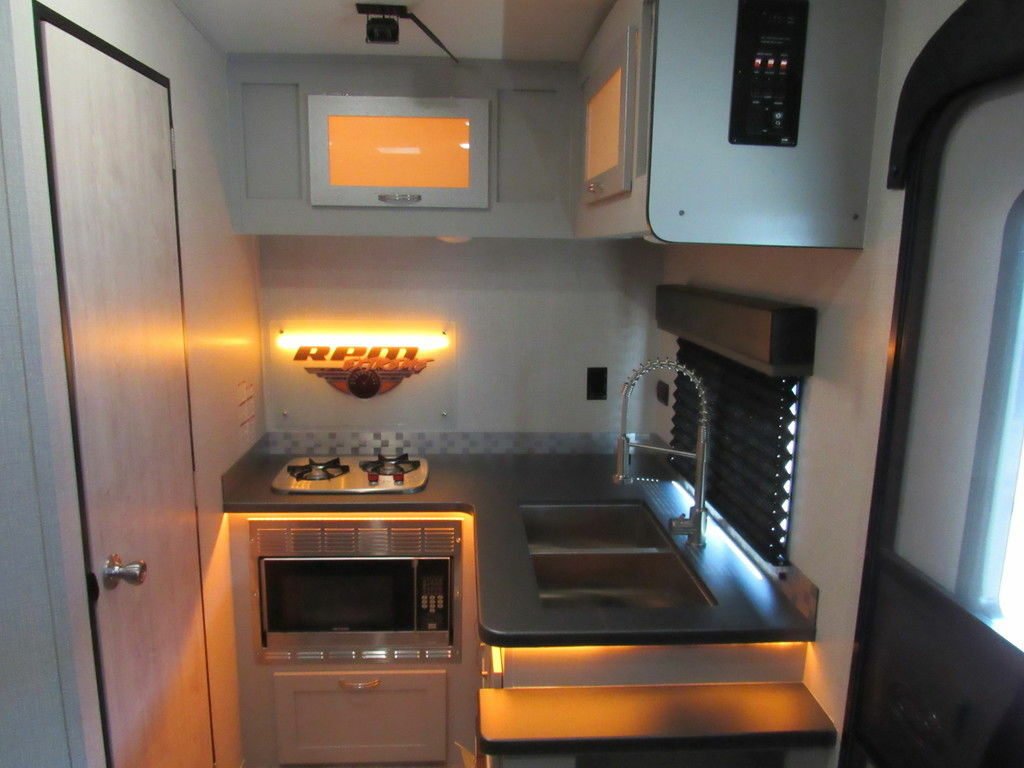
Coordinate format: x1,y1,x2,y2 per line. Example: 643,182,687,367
613,358,711,547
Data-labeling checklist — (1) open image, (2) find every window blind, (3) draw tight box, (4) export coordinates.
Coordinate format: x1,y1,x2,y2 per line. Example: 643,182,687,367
670,339,802,565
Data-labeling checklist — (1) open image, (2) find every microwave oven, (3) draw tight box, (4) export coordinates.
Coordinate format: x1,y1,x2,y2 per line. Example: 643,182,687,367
249,518,461,662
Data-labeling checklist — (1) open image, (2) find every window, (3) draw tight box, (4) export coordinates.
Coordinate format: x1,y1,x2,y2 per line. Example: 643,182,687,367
960,191,1024,644
1000,450,1024,626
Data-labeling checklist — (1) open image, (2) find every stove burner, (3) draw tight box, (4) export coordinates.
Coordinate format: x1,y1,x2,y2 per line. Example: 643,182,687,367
359,453,421,476
287,457,349,482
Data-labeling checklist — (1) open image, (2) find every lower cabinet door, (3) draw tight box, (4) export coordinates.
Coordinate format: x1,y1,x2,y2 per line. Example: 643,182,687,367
273,669,448,765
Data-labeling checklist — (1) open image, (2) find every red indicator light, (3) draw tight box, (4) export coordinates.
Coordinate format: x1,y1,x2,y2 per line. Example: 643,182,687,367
780,58,789,72
767,57,776,71
753,56,763,70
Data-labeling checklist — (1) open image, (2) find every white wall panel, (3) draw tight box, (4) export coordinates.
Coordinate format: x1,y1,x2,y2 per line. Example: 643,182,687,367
260,236,662,434
0,83,76,768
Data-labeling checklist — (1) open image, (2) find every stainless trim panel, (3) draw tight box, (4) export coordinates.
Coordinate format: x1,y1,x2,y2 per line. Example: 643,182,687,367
249,518,461,663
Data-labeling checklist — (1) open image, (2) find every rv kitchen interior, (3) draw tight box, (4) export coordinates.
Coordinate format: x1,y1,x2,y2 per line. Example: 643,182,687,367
3,1,1023,767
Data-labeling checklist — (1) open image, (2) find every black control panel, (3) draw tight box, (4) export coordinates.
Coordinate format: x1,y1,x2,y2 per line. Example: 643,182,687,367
728,0,809,147
415,559,450,633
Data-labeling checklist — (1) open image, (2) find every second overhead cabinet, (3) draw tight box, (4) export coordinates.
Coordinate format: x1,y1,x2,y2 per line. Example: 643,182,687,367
577,0,884,248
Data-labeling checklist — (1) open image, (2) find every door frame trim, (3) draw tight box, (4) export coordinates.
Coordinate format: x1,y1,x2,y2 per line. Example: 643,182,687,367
841,0,1024,764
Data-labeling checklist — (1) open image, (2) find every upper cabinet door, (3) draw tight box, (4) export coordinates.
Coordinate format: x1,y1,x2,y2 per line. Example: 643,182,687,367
581,25,637,204
308,95,490,208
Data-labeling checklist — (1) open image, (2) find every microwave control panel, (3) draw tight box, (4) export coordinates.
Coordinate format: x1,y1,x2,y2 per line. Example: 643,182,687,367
416,558,450,632
728,0,809,147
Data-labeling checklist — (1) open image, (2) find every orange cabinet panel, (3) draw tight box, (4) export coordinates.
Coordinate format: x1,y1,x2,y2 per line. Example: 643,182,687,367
309,96,489,208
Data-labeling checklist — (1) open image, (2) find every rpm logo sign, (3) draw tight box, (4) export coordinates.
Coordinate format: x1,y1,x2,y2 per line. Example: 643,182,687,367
292,345,434,398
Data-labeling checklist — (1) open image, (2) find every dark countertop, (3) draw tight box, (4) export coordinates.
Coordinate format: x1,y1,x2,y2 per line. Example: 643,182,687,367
478,682,836,754
223,450,815,646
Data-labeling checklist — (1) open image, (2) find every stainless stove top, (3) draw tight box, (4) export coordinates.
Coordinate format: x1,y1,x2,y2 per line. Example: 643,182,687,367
271,454,429,494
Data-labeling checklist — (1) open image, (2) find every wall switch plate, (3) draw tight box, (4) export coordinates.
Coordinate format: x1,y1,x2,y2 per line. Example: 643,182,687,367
587,367,608,400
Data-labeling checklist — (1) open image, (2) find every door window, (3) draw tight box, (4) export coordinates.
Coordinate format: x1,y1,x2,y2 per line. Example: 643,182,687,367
893,79,1024,648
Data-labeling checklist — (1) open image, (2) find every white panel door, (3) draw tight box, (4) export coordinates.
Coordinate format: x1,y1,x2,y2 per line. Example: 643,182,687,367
41,20,213,768
273,670,447,764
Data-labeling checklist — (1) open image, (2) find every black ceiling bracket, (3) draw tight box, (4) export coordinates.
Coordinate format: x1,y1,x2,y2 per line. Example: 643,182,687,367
354,3,460,63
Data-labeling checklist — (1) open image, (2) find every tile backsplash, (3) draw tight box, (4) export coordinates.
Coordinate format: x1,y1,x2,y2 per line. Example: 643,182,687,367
266,430,628,456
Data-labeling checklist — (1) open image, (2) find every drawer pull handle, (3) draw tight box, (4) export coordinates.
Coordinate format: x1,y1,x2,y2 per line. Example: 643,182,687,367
378,193,422,204
340,679,382,690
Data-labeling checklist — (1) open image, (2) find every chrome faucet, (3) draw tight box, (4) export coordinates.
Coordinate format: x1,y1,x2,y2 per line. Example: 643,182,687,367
613,359,711,548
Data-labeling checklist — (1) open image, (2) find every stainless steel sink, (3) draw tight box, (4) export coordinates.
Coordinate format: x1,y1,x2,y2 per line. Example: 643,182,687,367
520,503,672,554
531,552,715,609
519,503,716,609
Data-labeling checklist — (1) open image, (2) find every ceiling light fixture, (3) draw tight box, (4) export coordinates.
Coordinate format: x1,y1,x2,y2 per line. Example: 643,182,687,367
354,4,460,63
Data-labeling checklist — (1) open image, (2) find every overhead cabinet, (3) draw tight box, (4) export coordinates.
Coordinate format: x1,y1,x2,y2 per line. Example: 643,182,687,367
576,0,884,248
576,0,655,239
581,25,637,204
228,55,578,238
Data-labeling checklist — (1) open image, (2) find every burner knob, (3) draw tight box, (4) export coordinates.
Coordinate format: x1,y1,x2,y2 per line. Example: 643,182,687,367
368,472,379,485
394,473,405,485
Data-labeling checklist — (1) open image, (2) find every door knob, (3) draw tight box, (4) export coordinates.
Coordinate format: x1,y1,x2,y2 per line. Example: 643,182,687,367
103,554,147,588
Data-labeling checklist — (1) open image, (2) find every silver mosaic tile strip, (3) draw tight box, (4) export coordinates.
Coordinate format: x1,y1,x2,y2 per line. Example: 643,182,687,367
265,431,622,455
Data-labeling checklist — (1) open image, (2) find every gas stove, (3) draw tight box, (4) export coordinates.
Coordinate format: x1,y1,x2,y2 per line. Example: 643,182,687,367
271,454,429,494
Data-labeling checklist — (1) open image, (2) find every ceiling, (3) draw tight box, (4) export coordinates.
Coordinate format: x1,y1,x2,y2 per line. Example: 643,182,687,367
172,0,617,61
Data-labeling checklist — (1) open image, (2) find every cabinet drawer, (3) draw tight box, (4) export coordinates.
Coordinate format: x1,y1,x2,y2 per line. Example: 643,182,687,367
273,669,447,765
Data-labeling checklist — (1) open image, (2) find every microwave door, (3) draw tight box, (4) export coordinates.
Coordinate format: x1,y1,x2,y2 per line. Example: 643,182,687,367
259,557,451,653
261,557,415,633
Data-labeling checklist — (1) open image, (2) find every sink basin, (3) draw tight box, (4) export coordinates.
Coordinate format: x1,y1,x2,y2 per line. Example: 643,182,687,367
520,503,671,553
519,503,715,609
531,552,715,609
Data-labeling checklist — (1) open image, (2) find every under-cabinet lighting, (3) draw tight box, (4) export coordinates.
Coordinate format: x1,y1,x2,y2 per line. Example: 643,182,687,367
497,642,802,654
275,333,450,353
713,522,766,582
276,331,450,398
671,480,765,582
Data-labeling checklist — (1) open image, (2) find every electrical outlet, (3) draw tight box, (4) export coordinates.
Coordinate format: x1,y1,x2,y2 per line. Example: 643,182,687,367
587,367,608,400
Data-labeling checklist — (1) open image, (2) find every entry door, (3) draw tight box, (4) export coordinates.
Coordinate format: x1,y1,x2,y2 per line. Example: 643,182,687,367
845,78,1024,766
39,17,214,768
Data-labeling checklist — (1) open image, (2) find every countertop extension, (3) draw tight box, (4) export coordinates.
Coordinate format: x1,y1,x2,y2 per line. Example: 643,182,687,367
478,682,836,755
223,451,815,646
